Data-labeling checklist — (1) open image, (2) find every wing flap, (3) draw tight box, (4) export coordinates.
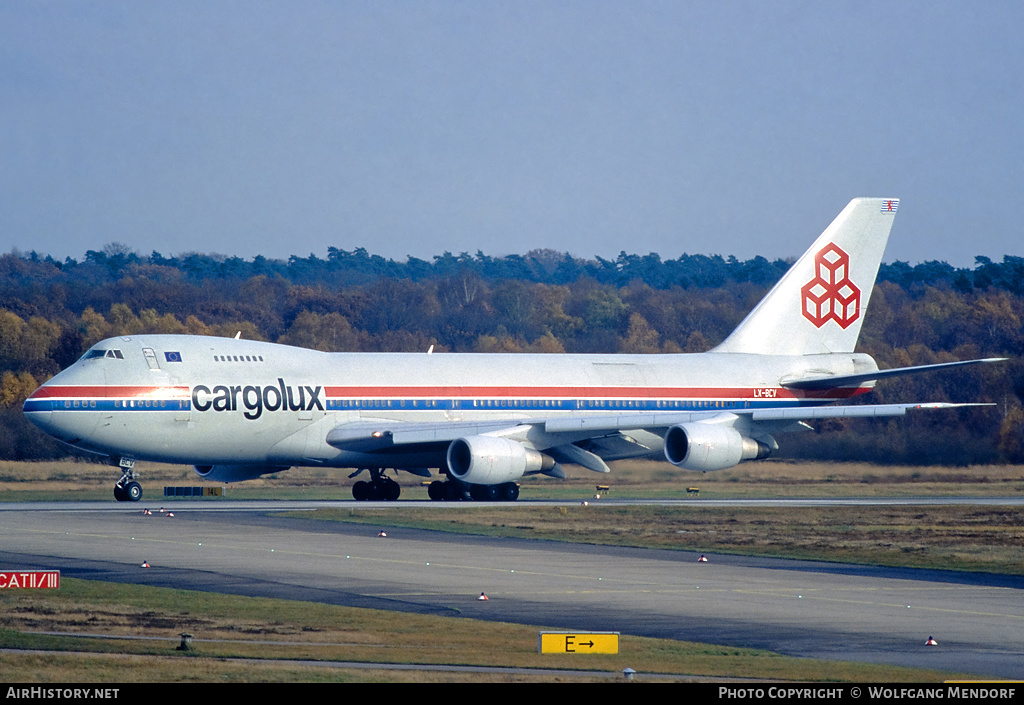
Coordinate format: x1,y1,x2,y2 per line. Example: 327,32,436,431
547,403,990,434
326,419,529,451
750,402,990,421
544,412,704,434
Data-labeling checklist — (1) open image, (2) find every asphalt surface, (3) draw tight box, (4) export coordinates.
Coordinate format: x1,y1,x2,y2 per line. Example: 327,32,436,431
2,500,1022,679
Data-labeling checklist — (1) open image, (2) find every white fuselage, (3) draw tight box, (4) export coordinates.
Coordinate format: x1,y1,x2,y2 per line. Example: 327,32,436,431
24,334,874,469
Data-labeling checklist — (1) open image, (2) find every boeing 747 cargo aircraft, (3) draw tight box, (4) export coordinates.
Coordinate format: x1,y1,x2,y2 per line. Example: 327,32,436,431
23,198,1002,501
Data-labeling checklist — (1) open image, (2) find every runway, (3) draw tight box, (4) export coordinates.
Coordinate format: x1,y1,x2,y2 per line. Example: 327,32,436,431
2,500,1023,679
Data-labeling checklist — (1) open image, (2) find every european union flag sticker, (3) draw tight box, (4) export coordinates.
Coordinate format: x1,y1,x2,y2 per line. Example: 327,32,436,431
164,351,183,362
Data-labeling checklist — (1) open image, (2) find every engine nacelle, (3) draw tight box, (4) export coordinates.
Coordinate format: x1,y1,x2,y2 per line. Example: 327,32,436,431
193,464,290,482
446,436,549,486
663,423,770,472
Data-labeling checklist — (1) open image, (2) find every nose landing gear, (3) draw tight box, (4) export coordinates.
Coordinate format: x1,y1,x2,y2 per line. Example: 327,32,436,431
113,457,142,502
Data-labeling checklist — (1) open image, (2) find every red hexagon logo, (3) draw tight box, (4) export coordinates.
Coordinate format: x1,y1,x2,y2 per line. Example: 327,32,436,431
800,243,860,329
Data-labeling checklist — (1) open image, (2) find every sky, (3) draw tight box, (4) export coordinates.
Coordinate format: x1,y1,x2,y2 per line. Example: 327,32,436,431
1,1,1021,268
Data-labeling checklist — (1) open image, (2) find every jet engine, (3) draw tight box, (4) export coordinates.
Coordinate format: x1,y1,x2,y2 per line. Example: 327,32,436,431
663,423,771,472
193,464,291,482
446,436,551,485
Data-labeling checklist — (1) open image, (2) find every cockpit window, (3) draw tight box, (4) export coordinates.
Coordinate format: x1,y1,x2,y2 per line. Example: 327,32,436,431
142,347,160,370
83,349,124,360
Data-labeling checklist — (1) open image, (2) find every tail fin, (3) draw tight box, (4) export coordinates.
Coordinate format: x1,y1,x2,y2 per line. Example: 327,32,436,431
712,198,899,355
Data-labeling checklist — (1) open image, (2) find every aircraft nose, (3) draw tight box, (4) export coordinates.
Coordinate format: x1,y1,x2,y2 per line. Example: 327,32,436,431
23,380,101,447
23,385,52,429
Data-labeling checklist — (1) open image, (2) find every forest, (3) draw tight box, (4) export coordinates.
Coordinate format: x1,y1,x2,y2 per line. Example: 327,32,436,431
1,244,1022,465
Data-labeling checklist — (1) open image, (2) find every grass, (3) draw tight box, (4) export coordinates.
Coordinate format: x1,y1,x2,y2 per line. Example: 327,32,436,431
0,578,967,683
302,503,1024,575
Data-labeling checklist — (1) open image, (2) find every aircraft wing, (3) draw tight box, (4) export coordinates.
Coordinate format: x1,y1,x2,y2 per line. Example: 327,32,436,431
542,402,989,433
781,358,1006,391
325,411,733,454
324,401,990,469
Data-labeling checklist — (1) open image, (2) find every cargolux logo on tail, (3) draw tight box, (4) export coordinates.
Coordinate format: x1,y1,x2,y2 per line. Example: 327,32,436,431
800,243,860,329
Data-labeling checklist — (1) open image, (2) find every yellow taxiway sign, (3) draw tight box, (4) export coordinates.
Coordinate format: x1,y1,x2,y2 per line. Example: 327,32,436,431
538,631,619,654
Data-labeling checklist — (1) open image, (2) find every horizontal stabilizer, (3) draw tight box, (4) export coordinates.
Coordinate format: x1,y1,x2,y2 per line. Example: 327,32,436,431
782,358,1006,391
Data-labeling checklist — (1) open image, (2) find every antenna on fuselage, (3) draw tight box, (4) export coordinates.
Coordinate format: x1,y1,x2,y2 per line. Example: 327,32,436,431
235,331,241,340
427,345,434,354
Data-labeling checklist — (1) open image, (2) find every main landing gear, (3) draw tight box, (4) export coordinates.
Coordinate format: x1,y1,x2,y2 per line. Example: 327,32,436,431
427,479,519,502
350,468,401,501
348,470,520,501
113,458,142,502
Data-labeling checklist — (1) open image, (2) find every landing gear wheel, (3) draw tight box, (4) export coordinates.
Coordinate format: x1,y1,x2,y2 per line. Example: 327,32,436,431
470,484,498,501
125,481,143,502
428,481,447,501
444,481,469,501
380,478,401,501
498,482,520,501
466,483,518,501
115,480,142,502
427,479,472,501
352,480,370,501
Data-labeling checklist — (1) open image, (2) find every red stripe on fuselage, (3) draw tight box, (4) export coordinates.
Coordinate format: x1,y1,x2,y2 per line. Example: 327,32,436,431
28,384,869,401
27,386,190,399
322,385,868,400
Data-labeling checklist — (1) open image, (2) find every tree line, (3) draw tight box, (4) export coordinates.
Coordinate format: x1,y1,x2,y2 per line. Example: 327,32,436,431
1,245,1021,465
13,243,1024,293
